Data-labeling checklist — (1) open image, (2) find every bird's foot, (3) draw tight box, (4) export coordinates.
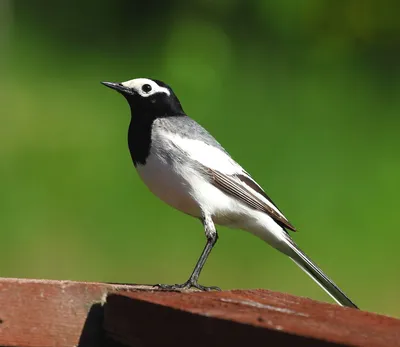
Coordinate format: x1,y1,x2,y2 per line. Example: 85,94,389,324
154,280,221,292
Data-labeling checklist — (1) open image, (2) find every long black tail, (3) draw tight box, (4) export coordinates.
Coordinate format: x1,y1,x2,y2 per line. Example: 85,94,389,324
287,241,358,309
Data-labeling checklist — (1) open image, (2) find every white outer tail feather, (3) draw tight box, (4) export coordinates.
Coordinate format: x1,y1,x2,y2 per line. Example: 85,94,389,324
286,241,358,308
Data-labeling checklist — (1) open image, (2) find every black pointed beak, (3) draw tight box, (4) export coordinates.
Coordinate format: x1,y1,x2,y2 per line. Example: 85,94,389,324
101,81,133,95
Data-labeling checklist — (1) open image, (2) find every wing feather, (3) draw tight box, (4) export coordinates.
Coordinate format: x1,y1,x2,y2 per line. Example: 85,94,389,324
159,130,296,231
209,169,296,231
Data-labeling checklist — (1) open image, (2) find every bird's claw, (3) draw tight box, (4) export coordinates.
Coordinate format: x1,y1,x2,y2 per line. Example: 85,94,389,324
154,280,221,292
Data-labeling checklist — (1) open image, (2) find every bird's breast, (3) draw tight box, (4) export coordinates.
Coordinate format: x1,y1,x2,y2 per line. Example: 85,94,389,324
136,152,201,218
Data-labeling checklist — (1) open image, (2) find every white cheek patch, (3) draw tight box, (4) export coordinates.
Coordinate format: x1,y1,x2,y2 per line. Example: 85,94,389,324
121,78,171,97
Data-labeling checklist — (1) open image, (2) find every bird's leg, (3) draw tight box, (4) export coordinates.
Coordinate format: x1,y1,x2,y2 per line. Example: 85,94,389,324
181,214,220,291
155,212,220,291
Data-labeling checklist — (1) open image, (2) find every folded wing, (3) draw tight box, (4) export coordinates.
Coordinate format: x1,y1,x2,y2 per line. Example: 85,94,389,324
209,169,296,231
160,129,296,231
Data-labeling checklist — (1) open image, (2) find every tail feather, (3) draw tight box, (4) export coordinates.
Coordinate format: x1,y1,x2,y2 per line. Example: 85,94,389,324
286,241,358,309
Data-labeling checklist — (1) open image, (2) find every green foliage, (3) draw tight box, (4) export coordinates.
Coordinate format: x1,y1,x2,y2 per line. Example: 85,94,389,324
1,0,400,316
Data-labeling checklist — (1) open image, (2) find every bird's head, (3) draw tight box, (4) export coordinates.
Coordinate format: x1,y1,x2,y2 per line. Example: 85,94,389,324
101,78,184,117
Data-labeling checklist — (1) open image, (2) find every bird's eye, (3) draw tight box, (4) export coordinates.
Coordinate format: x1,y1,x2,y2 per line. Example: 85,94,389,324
142,84,152,93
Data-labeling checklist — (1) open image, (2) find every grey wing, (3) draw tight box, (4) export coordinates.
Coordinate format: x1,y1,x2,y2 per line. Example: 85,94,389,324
160,116,228,153
157,116,296,230
208,168,296,231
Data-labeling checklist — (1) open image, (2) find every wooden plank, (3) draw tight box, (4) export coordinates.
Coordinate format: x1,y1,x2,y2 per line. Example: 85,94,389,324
104,290,400,347
0,278,399,347
0,278,153,347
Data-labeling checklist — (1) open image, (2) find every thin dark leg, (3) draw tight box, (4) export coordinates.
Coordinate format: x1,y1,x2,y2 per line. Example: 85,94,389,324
186,232,219,290
155,215,220,291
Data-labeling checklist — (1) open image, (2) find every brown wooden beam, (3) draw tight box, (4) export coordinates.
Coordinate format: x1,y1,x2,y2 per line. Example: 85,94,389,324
0,278,399,347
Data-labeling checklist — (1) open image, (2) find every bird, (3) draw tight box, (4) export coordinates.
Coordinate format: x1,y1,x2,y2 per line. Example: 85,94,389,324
101,77,358,309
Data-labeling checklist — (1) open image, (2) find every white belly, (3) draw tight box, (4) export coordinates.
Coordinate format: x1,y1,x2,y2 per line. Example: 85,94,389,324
136,154,201,217
136,152,289,251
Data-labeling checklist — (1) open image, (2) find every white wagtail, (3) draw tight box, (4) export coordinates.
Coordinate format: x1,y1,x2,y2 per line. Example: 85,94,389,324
102,78,358,308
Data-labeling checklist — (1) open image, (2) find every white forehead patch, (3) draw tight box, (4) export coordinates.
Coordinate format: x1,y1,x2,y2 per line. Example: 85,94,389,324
121,78,171,97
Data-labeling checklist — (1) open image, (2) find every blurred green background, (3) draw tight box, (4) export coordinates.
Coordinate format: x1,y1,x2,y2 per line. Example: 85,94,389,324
1,0,400,316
